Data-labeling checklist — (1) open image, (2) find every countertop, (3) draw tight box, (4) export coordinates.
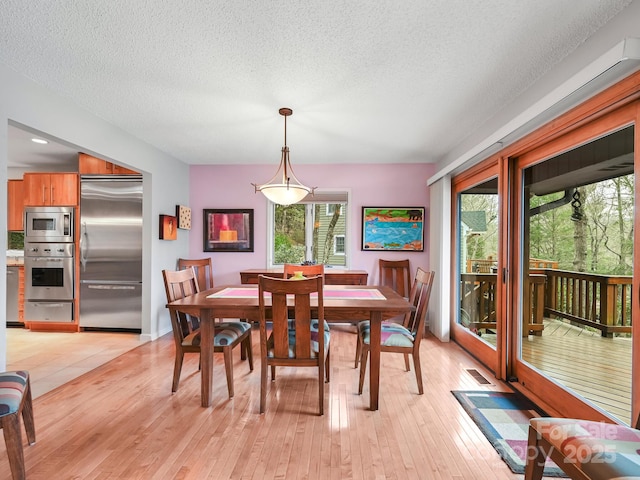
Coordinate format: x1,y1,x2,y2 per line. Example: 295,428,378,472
7,250,24,266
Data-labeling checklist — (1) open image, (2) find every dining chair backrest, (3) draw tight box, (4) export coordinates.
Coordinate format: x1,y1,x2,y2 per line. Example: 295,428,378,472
178,257,214,291
283,263,325,279
403,268,435,347
379,259,411,298
163,267,201,341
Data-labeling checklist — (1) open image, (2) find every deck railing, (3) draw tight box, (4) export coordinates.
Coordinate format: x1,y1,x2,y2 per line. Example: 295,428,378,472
535,269,633,337
466,258,558,273
460,269,633,338
460,273,545,335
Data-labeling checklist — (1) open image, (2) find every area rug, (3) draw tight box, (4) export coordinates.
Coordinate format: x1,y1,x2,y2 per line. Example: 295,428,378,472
451,390,567,477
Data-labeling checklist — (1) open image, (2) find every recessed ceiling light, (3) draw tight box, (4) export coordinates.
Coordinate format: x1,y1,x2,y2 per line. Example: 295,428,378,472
31,138,48,144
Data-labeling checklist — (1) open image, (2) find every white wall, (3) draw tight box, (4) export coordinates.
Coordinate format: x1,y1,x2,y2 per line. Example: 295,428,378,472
428,177,450,342
0,64,191,369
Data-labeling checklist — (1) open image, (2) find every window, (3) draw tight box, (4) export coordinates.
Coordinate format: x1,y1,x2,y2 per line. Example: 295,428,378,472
334,235,345,255
267,190,350,268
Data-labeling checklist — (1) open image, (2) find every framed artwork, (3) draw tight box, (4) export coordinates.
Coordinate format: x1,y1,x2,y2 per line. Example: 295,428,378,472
176,205,192,230
159,214,178,240
361,207,424,251
203,209,254,252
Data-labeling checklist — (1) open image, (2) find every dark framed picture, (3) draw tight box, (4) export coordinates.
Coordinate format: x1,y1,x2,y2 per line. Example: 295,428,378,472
159,214,178,240
203,209,254,252
361,207,424,251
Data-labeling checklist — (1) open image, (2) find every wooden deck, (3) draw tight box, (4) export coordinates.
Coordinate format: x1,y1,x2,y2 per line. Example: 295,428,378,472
481,319,632,423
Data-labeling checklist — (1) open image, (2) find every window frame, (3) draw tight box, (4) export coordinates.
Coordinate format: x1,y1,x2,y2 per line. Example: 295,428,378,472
266,188,351,268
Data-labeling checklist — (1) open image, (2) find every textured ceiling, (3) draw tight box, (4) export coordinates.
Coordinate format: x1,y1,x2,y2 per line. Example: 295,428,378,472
0,1,634,168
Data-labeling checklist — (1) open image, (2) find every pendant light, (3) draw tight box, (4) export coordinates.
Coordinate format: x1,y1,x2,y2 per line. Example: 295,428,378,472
252,107,315,205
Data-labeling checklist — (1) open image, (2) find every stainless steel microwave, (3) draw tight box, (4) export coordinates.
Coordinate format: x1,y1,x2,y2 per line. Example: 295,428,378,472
24,206,74,243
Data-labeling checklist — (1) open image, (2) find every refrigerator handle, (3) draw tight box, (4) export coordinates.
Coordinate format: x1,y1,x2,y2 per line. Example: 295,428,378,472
80,221,88,272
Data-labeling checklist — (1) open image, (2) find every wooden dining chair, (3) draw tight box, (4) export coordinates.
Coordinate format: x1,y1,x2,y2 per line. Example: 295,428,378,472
258,274,330,415
379,259,412,298
283,263,325,279
0,370,35,480
177,257,214,291
162,268,253,397
355,268,435,395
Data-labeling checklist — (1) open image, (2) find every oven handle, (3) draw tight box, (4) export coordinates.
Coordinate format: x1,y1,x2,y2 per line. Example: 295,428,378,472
87,284,137,290
27,302,69,308
28,257,67,263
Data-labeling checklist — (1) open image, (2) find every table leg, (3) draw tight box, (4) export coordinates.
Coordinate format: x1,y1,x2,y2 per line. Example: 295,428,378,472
200,308,213,407
369,310,382,410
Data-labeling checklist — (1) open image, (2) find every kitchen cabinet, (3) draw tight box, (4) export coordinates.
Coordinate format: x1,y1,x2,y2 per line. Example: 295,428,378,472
23,172,78,206
7,179,24,230
78,153,138,175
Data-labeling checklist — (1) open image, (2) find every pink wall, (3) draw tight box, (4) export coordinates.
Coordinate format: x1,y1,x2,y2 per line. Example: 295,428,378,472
189,163,435,285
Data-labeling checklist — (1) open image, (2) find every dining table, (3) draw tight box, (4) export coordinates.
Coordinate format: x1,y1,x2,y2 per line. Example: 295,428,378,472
166,283,413,410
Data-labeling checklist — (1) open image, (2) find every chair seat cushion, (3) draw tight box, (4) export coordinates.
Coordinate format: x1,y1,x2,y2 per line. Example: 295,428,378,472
268,320,330,358
358,321,414,348
0,371,29,416
530,417,640,479
183,321,251,347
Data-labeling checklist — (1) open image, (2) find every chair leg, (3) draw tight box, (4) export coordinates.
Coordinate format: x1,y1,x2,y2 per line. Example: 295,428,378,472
325,348,330,383
260,358,268,414
21,379,35,445
243,336,254,371
354,333,361,368
412,350,424,395
172,351,185,393
318,358,324,416
2,413,26,480
358,348,368,395
403,353,411,372
524,426,547,480
223,347,234,398
271,365,276,381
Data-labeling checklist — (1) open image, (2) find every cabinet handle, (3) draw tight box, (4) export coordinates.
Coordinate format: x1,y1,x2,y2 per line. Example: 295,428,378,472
42,185,46,203
51,185,54,204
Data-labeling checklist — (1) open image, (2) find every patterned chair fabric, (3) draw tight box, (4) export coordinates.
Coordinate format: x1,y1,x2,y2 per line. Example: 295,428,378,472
525,417,640,480
358,321,414,348
0,371,29,416
269,319,331,358
184,321,252,347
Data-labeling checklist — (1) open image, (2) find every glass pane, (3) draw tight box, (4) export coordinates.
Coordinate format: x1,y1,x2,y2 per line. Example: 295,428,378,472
273,202,347,267
457,177,499,349
520,126,634,423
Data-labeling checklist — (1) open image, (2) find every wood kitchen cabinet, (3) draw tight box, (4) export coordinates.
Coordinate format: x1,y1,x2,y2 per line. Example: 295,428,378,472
7,179,24,230
78,152,138,175
23,172,78,206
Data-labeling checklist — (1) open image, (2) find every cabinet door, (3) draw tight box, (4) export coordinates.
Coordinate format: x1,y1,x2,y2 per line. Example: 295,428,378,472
7,179,24,230
78,153,112,174
112,164,139,175
23,173,50,206
49,173,78,205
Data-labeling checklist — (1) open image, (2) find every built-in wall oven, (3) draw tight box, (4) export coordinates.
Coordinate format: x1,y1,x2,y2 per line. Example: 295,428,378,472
24,243,75,322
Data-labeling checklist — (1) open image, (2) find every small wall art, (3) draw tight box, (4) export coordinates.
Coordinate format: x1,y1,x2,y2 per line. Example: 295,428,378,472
176,205,192,230
203,209,254,252
159,214,178,240
361,207,425,251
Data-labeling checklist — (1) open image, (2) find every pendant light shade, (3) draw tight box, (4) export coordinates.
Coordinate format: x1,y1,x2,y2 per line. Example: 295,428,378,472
252,108,315,205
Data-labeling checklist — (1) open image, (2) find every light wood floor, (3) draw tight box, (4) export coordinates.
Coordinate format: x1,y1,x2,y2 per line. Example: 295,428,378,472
0,325,530,480
6,327,146,398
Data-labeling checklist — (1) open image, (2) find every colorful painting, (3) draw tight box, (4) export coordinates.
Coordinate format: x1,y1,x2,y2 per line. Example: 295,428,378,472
361,207,424,251
203,209,254,252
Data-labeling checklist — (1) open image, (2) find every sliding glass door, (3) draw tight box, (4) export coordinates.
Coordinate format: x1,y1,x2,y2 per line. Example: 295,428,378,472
512,114,638,424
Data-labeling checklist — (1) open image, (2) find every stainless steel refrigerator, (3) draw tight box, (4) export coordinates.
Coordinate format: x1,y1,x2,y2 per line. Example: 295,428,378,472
79,176,143,331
